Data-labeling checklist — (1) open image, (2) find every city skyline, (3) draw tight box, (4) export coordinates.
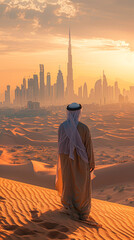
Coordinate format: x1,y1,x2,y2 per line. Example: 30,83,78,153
0,41,134,102
1,29,134,106
2,67,134,107
0,0,134,101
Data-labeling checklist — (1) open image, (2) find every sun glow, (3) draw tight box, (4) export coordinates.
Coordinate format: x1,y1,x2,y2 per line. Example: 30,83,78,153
0,0,134,101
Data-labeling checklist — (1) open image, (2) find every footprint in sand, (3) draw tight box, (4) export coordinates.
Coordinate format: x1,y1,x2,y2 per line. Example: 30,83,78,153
47,230,69,239
30,209,44,223
31,218,43,223
39,222,59,229
3,224,18,231
0,196,6,202
14,227,39,236
39,221,69,239
57,225,69,233
3,223,40,236
30,209,39,218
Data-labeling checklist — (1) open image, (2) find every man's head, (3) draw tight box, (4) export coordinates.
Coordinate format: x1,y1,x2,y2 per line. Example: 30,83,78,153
67,103,82,111
66,103,82,124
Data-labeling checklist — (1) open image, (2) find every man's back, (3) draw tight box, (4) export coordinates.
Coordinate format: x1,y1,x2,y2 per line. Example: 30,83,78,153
56,103,95,220
59,121,95,170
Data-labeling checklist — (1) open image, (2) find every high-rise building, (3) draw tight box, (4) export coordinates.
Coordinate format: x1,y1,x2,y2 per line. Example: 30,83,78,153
83,82,88,99
123,89,129,103
56,69,64,102
95,79,102,104
66,29,74,100
27,78,34,101
23,78,26,89
114,81,120,102
46,72,51,101
14,86,21,106
103,71,108,104
129,86,134,102
40,64,45,103
33,74,39,101
20,84,26,106
5,85,10,105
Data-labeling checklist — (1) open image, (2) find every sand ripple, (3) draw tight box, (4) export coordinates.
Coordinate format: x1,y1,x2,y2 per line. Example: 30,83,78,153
0,177,134,239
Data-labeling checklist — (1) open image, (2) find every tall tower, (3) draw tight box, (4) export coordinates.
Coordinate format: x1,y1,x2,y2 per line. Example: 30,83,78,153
5,85,10,105
33,74,39,101
66,29,74,99
46,72,51,100
114,81,120,102
103,70,108,104
83,82,88,99
40,64,45,103
95,79,102,105
57,69,64,102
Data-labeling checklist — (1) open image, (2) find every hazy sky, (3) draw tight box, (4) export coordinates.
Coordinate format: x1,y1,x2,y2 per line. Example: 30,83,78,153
0,0,134,100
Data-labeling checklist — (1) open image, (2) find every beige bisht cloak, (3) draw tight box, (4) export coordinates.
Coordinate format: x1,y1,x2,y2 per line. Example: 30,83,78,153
55,121,95,219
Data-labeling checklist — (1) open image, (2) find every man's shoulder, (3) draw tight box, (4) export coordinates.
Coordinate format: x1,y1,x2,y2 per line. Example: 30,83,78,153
78,122,91,137
78,122,88,129
78,122,89,131
59,121,67,129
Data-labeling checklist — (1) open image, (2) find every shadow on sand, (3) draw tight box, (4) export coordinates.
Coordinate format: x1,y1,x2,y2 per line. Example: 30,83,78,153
1,207,101,239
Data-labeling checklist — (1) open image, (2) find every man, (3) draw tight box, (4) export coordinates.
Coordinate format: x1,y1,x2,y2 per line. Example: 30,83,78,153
56,103,95,220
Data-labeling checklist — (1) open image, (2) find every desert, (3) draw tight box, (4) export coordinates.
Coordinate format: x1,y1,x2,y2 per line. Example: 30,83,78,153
0,104,134,239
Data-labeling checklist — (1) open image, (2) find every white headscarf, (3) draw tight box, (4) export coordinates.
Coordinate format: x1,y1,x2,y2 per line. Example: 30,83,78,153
58,104,89,163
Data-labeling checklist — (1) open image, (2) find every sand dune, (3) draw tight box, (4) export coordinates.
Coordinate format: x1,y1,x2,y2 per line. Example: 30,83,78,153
0,159,134,208
93,162,134,207
93,135,134,147
0,161,55,190
0,128,57,146
0,107,134,239
0,177,134,240
0,109,134,167
1,159,134,189
0,108,134,148
93,162,134,188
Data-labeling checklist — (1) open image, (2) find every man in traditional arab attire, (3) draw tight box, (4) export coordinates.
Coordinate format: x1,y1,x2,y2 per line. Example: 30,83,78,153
55,103,95,220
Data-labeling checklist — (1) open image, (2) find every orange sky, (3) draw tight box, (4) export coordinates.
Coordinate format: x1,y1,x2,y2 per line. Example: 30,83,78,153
0,0,134,101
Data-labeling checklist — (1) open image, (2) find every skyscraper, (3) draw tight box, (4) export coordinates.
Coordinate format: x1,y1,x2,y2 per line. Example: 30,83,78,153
83,82,88,99
40,64,45,103
129,86,134,102
103,71,108,104
56,69,64,102
14,86,21,106
5,85,10,106
66,29,74,100
33,74,39,101
114,81,120,102
95,79,102,104
46,72,51,101
23,78,26,89
21,84,26,106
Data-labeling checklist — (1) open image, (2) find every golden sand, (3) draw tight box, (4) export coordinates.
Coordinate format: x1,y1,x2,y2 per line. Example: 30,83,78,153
0,177,134,240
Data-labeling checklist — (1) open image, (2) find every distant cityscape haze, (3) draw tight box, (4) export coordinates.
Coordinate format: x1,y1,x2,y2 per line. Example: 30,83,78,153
1,31,134,107
1,0,134,102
